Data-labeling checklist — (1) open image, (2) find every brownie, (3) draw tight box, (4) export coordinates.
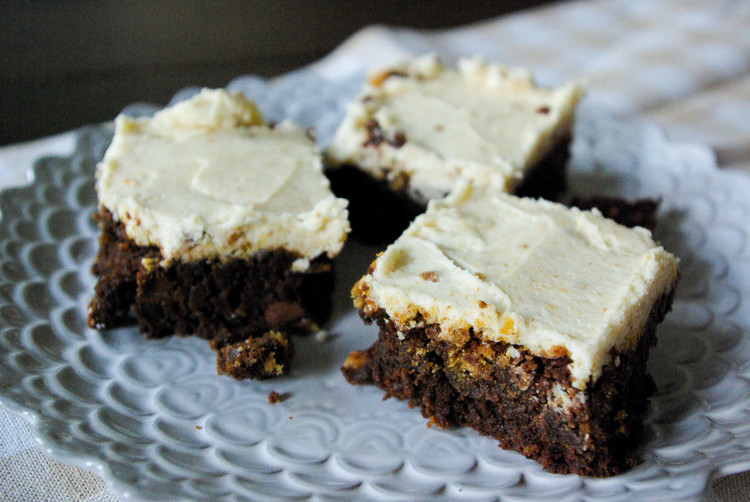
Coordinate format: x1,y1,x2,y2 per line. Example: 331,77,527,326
87,88,349,379
342,185,680,476
326,54,584,242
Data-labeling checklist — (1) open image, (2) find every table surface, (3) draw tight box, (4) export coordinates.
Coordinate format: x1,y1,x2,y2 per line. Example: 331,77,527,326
1,1,749,500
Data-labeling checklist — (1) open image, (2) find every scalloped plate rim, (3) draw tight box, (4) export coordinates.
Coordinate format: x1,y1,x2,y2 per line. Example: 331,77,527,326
0,76,749,500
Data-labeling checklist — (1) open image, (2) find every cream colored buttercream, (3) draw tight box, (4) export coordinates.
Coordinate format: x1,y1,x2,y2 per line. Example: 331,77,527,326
354,183,679,389
327,54,585,202
97,88,349,264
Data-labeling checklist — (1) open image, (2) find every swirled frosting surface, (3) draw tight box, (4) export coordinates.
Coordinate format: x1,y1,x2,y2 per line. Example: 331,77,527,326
97,89,349,264
328,55,585,202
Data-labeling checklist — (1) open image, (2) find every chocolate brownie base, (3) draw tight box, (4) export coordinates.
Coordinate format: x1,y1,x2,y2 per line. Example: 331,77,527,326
343,285,676,477
513,133,571,201
572,197,659,231
88,208,335,345
87,209,161,329
326,135,571,244
325,164,425,244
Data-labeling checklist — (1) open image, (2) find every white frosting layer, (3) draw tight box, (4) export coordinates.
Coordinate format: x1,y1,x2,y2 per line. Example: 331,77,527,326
327,55,585,202
97,89,349,264
355,184,679,389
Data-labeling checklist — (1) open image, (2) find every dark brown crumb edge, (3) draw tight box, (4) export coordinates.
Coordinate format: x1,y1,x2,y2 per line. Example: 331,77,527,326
343,285,677,477
87,208,336,378
213,331,294,380
571,197,659,232
268,390,281,404
325,134,571,244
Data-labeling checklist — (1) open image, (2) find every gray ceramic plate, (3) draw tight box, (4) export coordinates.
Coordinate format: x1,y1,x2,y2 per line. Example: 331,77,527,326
1,70,749,501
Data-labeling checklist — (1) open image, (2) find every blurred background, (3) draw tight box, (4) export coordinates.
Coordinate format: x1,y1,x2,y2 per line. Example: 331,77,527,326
1,0,557,146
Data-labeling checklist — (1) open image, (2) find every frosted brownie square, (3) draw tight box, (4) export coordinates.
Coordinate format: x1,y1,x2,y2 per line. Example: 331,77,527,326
326,54,584,241
343,183,679,476
87,89,349,377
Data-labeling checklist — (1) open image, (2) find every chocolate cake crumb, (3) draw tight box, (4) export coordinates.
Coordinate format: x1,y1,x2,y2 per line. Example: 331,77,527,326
215,330,294,380
268,391,291,404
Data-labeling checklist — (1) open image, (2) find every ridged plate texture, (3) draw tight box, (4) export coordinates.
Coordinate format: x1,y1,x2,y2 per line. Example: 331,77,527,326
0,71,749,501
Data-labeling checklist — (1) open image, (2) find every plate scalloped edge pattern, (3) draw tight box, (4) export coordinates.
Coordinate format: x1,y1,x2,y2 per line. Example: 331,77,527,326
0,70,749,501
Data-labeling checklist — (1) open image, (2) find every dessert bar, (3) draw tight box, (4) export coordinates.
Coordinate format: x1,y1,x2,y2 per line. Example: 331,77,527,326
343,183,679,476
326,55,584,241
88,89,350,377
